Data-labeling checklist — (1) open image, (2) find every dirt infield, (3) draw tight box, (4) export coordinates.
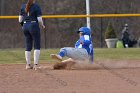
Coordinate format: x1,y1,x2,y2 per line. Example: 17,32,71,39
0,60,140,93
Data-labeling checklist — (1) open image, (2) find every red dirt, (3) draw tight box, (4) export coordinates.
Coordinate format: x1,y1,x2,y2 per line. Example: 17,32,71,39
0,61,140,93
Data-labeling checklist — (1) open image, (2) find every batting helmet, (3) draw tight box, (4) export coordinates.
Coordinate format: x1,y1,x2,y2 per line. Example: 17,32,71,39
77,27,91,35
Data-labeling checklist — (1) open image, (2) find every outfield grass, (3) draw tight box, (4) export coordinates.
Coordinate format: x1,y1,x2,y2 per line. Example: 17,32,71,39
0,48,140,64
95,48,140,60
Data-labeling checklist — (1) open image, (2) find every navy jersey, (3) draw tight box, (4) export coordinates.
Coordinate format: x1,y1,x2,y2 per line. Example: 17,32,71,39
20,3,42,22
20,3,42,51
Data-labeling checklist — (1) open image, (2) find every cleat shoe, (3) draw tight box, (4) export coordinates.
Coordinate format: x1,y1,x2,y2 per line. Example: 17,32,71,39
50,54,62,61
33,64,40,70
26,64,32,69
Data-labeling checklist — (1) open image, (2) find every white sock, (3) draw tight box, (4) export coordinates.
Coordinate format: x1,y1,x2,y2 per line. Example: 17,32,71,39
34,50,40,65
25,51,31,64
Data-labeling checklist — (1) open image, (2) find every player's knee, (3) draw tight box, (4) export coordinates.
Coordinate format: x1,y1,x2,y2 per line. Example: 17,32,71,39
26,47,32,51
34,45,40,50
59,48,67,57
60,48,67,53
26,44,32,51
34,41,40,50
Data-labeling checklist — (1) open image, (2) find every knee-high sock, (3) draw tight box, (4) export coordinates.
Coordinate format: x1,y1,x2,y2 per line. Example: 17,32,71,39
59,48,66,57
34,50,40,65
25,51,31,64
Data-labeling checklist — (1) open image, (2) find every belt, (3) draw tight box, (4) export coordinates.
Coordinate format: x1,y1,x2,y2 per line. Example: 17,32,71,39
24,21,37,23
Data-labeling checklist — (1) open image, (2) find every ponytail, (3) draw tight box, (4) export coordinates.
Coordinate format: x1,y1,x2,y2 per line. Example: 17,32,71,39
25,0,34,13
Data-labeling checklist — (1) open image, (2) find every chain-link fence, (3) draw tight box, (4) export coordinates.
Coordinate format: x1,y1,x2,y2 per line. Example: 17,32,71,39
0,0,140,48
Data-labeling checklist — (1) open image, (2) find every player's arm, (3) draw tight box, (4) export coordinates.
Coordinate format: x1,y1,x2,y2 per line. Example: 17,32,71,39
19,16,23,26
37,17,45,29
36,5,45,29
19,5,24,26
75,40,81,48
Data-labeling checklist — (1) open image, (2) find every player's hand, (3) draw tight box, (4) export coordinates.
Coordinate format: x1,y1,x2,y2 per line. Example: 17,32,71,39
80,41,84,45
42,25,45,29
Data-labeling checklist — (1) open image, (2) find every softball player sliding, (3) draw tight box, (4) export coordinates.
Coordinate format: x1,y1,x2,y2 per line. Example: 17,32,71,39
51,27,94,69
19,0,45,70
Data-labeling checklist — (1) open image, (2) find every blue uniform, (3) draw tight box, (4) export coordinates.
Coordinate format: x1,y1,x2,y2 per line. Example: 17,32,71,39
20,3,42,51
58,27,94,63
75,35,94,62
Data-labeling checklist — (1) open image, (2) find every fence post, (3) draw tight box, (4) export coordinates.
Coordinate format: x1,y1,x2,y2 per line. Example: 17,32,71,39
86,0,91,28
44,19,47,49
100,18,103,48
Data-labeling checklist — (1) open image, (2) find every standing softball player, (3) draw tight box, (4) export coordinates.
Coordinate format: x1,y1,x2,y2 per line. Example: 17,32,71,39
51,27,94,69
19,0,45,70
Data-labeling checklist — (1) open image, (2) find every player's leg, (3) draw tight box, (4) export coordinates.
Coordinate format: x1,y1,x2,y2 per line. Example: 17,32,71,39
23,24,33,69
51,48,89,69
50,47,69,61
62,58,74,63
65,48,89,61
51,47,89,63
30,23,41,70
50,48,66,61
53,58,76,70
62,58,76,69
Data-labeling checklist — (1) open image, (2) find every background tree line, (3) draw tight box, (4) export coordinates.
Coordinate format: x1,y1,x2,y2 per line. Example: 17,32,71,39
0,0,140,48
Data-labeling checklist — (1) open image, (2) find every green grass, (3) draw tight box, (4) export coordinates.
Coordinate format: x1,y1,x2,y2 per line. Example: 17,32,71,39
95,48,140,60
0,48,140,64
0,48,59,64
